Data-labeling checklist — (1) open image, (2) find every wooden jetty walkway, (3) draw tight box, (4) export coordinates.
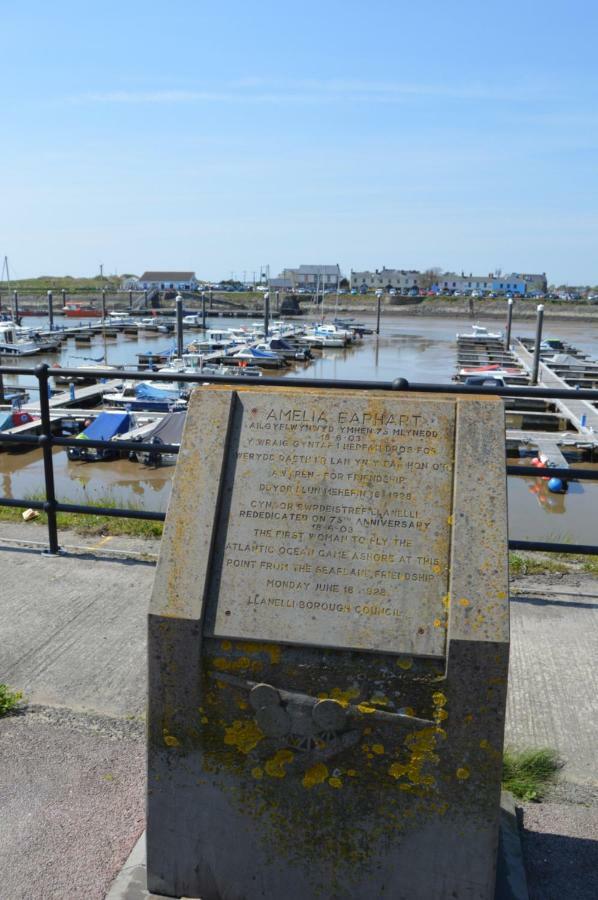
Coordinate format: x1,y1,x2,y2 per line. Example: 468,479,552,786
512,340,598,434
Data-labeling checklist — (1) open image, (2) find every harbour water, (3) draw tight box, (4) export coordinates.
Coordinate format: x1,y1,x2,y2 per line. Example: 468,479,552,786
2,311,597,545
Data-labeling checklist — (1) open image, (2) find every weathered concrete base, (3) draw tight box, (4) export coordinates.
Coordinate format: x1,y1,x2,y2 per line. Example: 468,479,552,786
105,794,529,900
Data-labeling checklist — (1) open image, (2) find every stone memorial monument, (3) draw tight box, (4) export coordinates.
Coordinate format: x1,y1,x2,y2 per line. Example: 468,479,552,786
147,385,509,899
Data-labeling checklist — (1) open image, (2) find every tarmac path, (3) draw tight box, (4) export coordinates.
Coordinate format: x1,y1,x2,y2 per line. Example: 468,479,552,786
0,525,596,898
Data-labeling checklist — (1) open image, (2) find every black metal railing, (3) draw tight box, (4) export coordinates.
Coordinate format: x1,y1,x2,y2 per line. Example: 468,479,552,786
1,363,597,557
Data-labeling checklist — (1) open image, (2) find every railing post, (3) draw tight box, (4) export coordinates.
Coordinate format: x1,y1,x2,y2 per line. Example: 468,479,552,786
176,294,184,358
47,290,54,330
36,363,60,555
531,304,544,385
504,298,513,350
264,292,270,338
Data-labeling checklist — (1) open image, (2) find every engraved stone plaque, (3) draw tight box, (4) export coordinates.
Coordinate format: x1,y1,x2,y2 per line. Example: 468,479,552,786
208,391,455,656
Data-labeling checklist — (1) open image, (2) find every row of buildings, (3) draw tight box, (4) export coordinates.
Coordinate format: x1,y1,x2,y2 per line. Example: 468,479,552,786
271,265,547,295
350,268,548,295
123,267,548,296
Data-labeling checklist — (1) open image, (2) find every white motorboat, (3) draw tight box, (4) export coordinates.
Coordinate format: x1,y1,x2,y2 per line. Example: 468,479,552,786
456,324,504,341
0,323,44,356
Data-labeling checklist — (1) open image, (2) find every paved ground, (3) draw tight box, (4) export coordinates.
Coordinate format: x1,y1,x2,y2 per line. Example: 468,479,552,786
507,575,598,785
0,707,145,900
0,524,596,898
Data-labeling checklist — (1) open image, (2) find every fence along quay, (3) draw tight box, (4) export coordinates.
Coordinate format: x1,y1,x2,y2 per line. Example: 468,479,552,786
0,363,598,556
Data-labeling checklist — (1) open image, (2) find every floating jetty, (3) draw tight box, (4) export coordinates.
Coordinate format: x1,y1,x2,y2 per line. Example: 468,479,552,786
455,331,598,467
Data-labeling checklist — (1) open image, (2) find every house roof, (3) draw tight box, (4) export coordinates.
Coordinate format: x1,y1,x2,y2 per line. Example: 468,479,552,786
295,264,340,275
139,271,196,281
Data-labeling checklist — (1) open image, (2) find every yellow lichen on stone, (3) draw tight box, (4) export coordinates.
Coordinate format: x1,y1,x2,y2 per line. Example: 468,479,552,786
230,656,251,671
328,776,343,789
459,598,470,607
371,744,385,755
396,657,413,670
388,762,408,780
251,766,263,779
456,766,470,780
221,640,232,651
234,641,281,664
369,695,389,707
357,703,376,714
213,657,230,671
302,762,329,788
330,686,360,707
163,730,180,748
264,749,294,778
432,692,447,707
224,719,264,754
200,716,209,724
480,739,491,750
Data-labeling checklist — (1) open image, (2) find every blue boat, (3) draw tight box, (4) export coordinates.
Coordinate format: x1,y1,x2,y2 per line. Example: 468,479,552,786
67,411,132,461
107,380,188,412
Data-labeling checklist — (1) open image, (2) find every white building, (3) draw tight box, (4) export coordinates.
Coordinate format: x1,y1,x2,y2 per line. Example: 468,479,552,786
280,264,342,290
351,268,421,291
136,271,199,291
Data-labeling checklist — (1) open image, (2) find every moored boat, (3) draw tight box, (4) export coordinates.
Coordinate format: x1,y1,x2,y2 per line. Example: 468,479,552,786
67,411,132,461
63,304,102,317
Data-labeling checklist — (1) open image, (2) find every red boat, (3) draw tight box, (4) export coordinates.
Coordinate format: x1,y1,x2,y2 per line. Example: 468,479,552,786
63,304,102,317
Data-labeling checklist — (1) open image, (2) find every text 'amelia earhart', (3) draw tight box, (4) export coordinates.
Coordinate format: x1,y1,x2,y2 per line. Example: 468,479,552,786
265,408,425,427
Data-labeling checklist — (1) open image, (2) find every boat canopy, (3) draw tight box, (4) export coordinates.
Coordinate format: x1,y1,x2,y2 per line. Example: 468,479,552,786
77,411,131,440
135,382,181,401
146,411,186,445
0,410,37,430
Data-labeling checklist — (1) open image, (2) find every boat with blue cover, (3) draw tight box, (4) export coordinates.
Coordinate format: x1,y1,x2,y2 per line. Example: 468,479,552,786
67,411,132,461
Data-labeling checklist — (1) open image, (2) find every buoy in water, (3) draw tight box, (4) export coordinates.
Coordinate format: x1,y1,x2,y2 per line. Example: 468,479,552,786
547,477,565,493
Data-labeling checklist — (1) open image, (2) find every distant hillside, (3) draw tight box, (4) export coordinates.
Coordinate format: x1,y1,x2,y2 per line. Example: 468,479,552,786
1,275,136,292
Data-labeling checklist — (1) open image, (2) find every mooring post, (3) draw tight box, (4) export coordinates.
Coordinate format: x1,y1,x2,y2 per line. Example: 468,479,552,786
264,292,270,338
36,363,60,555
505,298,513,350
144,289,148,307
101,289,107,323
531,304,544,385
129,290,133,311
47,290,54,330
276,290,280,313
13,290,19,324
209,290,213,309
61,288,66,310
201,292,206,330
376,292,382,335
176,294,184,358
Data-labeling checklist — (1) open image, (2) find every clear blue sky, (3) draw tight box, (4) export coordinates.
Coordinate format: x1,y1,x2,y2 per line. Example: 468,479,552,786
1,0,597,284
